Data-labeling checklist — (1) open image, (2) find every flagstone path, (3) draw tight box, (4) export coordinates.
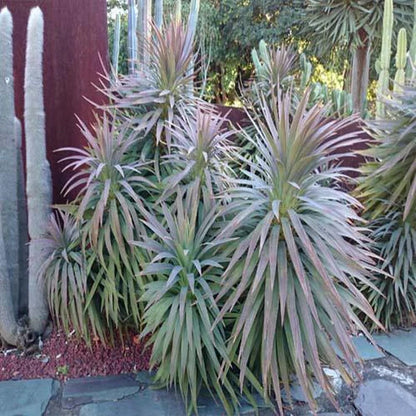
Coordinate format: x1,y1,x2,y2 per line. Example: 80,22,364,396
2,328,416,415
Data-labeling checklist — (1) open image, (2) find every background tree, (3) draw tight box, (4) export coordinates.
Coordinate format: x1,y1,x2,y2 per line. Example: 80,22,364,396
107,0,304,104
195,0,303,103
301,0,413,114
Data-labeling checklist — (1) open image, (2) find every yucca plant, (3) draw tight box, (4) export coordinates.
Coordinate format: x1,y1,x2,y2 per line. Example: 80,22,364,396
214,88,380,413
136,184,258,415
104,20,199,150
357,86,416,330
58,114,152,340
161,105,236,201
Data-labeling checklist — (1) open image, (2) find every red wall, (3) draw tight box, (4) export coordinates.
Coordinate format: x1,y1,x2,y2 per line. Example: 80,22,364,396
0,0,109,202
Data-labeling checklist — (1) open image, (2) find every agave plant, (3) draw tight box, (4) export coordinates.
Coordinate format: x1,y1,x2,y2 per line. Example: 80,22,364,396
58,114,152,338
136,184,256,415
104,20,199,150
214,88,380,413
161,105,236,201
357,86,416,330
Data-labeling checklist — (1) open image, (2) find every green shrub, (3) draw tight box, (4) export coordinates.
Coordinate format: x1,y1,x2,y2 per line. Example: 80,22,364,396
357,86,416,331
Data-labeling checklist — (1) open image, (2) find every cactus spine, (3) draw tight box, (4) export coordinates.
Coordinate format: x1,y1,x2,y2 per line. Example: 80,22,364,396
376,0,393,118
0,7,21,345
25,7,52,335
394,28,407,93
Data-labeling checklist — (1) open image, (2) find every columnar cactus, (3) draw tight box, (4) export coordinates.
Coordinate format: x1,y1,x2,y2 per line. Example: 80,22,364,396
25,7,52,335
187,0,200,39
175,0,182,22
251,40,268,79
376,0,393,118
127,0,137,73
300,53,312,90
0,7,20,317
394,28,408,93
406,0,416,79
154,0,163,29
186,0,200,93
112,13,121,76
137,0,152,68
15,117,28,315
0,7,20,345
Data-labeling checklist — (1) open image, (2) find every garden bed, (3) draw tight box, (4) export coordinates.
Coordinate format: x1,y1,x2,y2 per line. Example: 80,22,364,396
0,328,151,382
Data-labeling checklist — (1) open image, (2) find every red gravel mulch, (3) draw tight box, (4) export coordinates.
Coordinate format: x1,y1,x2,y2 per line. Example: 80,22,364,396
0,329,151,381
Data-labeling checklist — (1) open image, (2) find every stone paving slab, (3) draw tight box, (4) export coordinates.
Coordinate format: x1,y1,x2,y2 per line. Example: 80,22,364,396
62,374,140,409
317,413,353,416
332,336,384,361
354,379,416,416
77,386,274,416
373,328,416,365
0,378,58,416
281,382,323,403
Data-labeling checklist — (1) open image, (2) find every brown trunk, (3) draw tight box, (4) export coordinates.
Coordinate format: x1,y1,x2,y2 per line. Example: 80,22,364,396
351,29,371,115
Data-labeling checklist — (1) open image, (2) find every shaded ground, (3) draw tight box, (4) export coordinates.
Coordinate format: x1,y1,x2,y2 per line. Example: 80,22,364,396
0,329,151,381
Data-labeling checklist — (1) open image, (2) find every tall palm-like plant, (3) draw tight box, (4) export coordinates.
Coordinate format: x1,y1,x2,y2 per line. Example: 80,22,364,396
357,86,416,330
136,184,258,415
59,115,152,339
104,20,199,150
214,88,380,413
